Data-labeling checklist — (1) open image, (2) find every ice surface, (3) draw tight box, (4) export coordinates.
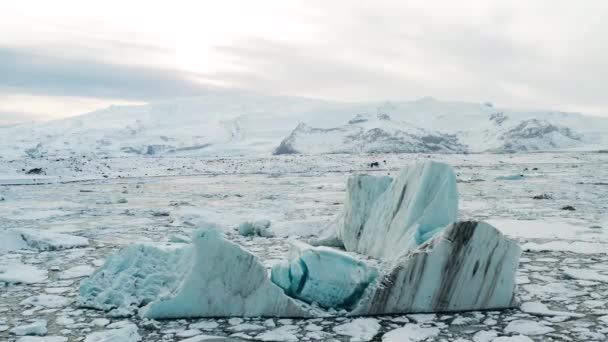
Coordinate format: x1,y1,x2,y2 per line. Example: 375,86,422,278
83,323,141,342
504,319,554,335
520,301,584,318
352,221,520,314
332,318,380,342
21,295,72,308
492,336,534,342
59,265,95,279
0,261,48,284
10,320,47,336
80,229,317,318
270,243,378,309
237,219,273,237
15,337,68,342
314,161,458,260
79,244,191,314
311,161,519,314
382,323,439,342
0,229,88,252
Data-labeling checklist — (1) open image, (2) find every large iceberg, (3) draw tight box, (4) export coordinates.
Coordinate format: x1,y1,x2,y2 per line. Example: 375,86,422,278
313,161,458,260
80,230,319,318
79,161,520,318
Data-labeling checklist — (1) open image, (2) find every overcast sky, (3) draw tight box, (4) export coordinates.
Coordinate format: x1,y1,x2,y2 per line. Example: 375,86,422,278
1,0,607,123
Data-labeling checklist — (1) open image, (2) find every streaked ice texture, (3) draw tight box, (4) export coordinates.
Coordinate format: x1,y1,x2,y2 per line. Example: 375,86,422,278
270,243,378,309
80,161,520,317
80,230,318,318
314,161,458,260
351,221,521,314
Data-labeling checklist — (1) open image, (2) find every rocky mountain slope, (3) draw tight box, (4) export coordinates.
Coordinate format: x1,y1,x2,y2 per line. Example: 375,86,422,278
1,92,606,158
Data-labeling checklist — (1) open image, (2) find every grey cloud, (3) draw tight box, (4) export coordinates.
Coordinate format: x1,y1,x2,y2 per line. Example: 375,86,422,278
0,47,213,101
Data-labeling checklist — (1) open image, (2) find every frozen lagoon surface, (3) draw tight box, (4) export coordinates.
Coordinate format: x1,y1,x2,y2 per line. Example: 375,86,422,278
1,152,608,341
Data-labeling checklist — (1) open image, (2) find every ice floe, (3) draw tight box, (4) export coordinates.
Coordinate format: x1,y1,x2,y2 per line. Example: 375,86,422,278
78,161,520,318
0,229,88,252
382,323,439,342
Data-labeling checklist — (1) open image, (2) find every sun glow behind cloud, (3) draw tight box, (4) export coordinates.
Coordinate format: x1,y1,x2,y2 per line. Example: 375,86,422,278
0,0,607,122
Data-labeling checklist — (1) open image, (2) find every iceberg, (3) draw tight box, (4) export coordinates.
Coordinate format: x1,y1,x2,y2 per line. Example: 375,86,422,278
351,221,520,314
271,243,378,309
313,161,458,260
80,230,319,318
80,161,520,317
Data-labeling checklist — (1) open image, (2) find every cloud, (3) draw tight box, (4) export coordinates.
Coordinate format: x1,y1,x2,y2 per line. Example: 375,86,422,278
204,1,608,115
0,47,214,101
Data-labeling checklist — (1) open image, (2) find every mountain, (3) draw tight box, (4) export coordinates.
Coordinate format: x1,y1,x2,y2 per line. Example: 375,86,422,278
274,113,466,155
1,92,607,158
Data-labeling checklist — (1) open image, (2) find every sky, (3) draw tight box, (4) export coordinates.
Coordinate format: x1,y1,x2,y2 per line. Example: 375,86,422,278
1,0,607,124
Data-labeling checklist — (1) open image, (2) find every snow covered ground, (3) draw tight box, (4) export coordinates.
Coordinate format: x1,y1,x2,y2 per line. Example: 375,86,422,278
1,152,608,341
1,94,608,160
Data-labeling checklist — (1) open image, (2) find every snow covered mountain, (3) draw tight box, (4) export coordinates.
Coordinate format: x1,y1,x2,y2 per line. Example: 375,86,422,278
1,92,607,158
274,113,466,155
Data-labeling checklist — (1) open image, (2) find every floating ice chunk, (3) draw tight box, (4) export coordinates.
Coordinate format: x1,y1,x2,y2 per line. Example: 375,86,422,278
237,219,273,237
520,301,584,318
472,330,498,342
81,229,317,318
352,221,520,314
59,265,95,279
382,323,439,342
255,325,300,342
1,229,89,251
10,320,47,336
315,161,458,261
0,261,48,284
492,336,534,342
563,267,608,282
271,243,378,309
180,335,228,342
504,319,554,335
84,323,141,342
333,318,380,342
16,337,68,342
21,295,72,308
523,241,608,254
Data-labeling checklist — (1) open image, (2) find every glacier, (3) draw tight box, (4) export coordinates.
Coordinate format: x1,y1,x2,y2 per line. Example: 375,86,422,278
79,161,520,318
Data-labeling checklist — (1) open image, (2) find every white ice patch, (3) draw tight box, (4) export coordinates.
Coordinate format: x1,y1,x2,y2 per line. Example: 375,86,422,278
15,337,68,342
332,318,380,342
382,323,439,342
563,267,608,282
504,319,554,335
59,265,95,279
255,325,300,342
523,241,608,254
10,320,47,336
84,323,141,342
0,229,88,252
0,261,48,284
21,295,72,308
520,301,584,318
